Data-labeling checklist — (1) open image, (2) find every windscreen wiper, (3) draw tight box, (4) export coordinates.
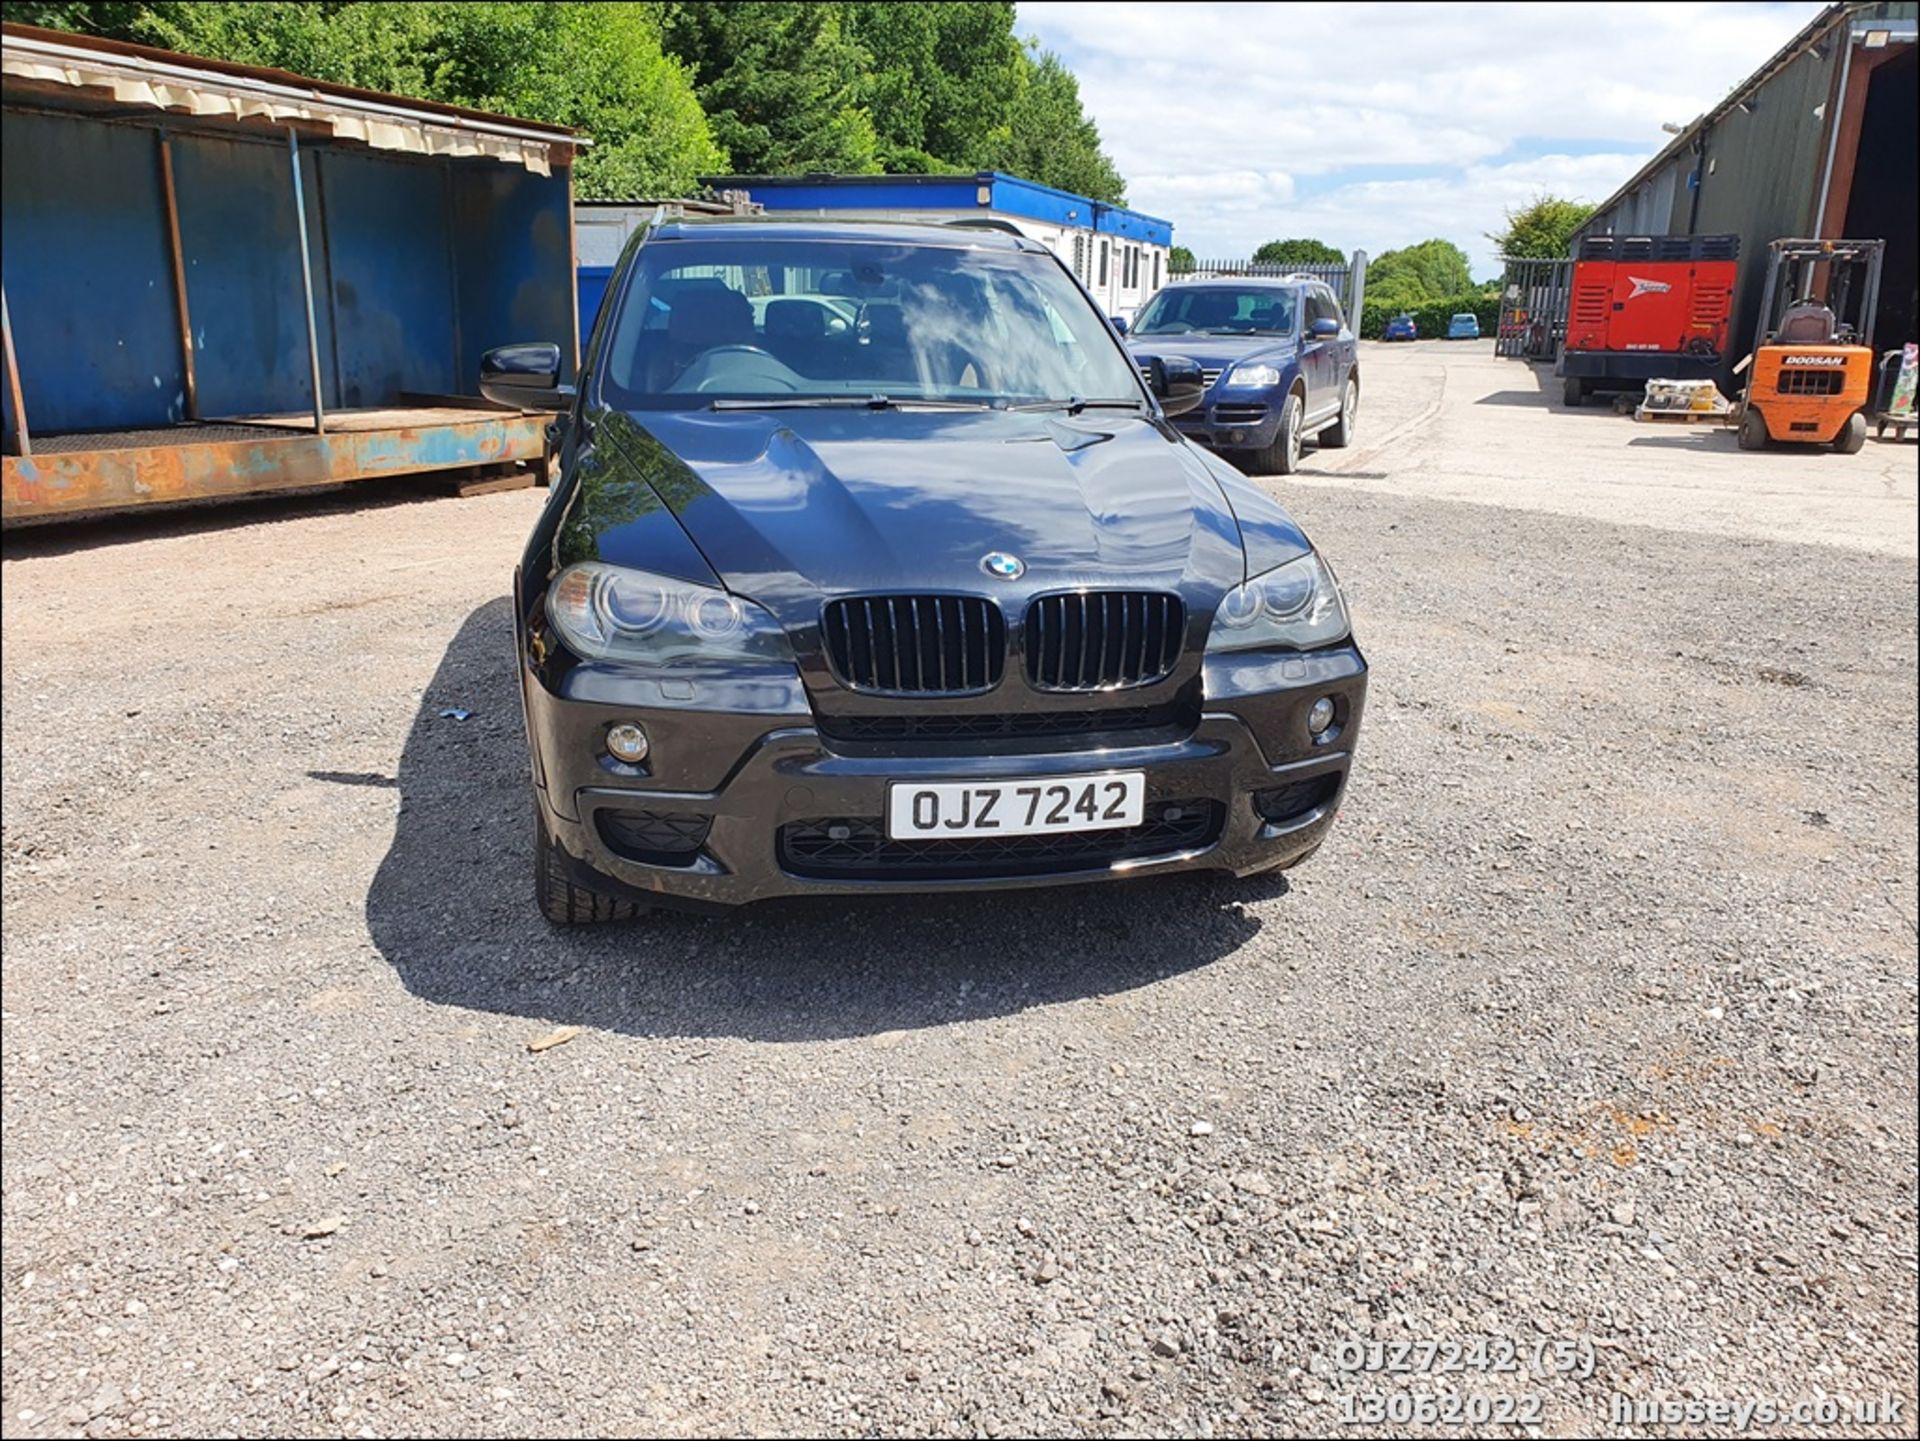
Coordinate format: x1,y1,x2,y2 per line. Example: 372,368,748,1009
708,395,992,411
1013,397,1144,414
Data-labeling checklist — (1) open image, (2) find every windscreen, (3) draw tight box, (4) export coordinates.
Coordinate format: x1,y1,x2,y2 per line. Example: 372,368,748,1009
598,236,1143,408
1133,286,1297,337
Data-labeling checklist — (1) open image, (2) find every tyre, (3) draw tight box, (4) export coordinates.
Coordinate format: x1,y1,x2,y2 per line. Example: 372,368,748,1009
1318,376,1358,448
1253,391,1304,475
1832,411,1867,454
1737,408,1769,451
1562,376,1585,408
534,798,644,925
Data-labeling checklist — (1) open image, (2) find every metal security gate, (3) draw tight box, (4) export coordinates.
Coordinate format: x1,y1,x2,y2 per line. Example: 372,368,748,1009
1495,257,1572,360
1174,257,1368,323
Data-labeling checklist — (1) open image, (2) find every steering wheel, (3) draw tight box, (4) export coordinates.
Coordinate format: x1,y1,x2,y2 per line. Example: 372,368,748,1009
703,344,777,361
678,345,802,394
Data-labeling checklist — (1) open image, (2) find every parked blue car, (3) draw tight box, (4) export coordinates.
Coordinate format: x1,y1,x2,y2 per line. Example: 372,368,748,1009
1446,312,1481,340
1382,313,1417,341
1126,278,1359,475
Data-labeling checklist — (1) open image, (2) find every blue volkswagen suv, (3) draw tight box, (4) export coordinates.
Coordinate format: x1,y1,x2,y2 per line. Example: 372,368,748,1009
1125,277,1359,475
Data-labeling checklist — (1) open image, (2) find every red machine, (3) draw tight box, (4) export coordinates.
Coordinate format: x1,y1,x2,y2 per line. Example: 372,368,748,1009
1559,234,1739,406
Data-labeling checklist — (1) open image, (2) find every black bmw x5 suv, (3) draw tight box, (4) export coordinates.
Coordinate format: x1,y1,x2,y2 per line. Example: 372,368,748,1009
480,217,1367,921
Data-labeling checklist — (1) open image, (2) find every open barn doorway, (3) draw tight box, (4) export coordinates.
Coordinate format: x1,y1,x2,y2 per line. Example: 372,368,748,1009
1840,42,1917,353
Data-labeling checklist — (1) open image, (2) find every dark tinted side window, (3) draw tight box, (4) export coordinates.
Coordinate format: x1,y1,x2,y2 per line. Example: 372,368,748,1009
1308,287,1343,329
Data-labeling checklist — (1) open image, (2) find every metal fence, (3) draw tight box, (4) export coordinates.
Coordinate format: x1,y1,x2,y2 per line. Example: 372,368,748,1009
1494,257,1573,361
1168,257,1368,323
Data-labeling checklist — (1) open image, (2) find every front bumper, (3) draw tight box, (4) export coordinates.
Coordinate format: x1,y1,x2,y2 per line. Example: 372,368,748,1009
1171,396,1284,450
1560,349,1722,385
526,646,1367,910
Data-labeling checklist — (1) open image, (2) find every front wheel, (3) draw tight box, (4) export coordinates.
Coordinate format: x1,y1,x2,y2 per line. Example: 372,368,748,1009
1319,377,1358,448
1562,376,1586,408
1253,392,1304,475
534,798,645,925
1737,409,1769,451
1832,411,1867,454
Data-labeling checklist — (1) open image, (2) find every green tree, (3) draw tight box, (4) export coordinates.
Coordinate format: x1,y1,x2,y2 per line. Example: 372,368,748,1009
18,2,725,197
129,2,435,89
981,46,1125,203
1489,194,1596,258
6,1,1133,202
1365,238,1473,308
435,3,725,198
659,1,879,176
2,1,151,36
1252,238,1343,266
1169,245,1196,274
844,2,1022,174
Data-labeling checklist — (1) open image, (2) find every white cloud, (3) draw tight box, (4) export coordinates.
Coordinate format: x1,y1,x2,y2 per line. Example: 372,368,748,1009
1133,151,1655,274
1017,0,1828,271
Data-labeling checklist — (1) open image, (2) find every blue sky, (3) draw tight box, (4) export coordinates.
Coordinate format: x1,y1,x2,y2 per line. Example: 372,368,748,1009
1017,1,1828,273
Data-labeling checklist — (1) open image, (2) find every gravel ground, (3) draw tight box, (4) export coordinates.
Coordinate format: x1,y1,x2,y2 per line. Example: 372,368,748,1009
3,354,1916,1437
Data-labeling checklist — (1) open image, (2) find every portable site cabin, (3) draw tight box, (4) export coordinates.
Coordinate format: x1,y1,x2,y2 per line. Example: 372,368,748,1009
704,172,1175,323
0,23,583,523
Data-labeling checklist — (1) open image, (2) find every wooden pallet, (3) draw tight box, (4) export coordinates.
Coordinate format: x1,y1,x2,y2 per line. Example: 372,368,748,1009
1874,413,1916,442
1633,406,1732,425
410,460,539,498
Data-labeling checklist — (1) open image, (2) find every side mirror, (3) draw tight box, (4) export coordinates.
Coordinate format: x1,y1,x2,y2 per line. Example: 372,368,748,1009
480,342,574,412
1308,317,1340,339
1110,315,1130,336
1148,355,1206,417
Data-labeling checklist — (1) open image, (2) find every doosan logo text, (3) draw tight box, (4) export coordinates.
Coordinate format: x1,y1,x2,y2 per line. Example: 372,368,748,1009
1782,354,1847,366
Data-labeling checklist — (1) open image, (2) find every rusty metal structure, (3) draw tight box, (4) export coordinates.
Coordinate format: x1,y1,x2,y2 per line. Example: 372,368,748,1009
1,23,583,523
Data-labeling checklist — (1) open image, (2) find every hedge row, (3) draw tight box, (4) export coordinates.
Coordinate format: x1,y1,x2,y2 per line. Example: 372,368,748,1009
1357,294,1500,340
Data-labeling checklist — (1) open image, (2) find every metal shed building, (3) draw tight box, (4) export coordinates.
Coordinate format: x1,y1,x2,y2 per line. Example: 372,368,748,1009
703,172,1175,322
1,23,583,523
1573,1,1917,365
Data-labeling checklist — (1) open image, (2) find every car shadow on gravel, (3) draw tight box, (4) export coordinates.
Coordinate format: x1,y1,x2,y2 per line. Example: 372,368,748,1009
362,599,1278,1042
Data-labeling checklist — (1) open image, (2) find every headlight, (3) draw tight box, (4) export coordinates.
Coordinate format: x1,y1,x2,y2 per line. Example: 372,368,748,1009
1208,551,1351,651
546,562,793,666
1228,363,1282,388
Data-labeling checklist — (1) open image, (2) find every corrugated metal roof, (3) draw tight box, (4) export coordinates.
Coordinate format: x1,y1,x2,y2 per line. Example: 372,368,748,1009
1577,2,1884,233
1,22,582,174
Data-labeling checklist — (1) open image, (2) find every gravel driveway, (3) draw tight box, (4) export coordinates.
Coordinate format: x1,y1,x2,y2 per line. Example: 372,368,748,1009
4,351,1916,1437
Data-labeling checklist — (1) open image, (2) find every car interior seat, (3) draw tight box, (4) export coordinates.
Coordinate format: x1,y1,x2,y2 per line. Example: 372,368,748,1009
664,288,755,384
1776,300,1838,344
1185,291,1237,329
763,299,829,375
860,304,918,383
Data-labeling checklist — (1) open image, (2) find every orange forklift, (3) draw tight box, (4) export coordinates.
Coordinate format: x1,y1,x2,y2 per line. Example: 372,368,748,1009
1735,238,1884,453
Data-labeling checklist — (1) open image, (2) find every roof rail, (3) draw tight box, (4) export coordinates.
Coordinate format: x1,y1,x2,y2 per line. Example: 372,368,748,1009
944,217,1027,237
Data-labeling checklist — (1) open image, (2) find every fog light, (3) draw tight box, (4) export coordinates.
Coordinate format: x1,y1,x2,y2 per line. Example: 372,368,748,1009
605,722,650,763
1307,697,1337,737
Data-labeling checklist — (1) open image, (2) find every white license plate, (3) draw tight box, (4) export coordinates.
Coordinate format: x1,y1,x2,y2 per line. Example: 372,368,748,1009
887,772,1146,840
